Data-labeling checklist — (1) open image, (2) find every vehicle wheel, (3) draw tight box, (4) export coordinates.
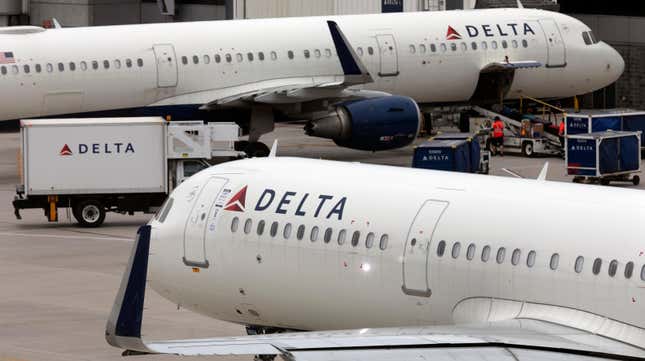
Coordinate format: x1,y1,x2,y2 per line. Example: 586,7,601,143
600,178,610,186
633,175,640,186
481,162,490,175
572,176,583,184
522,142,534,157
73,199,106,227
234,140,249,152
244,142,270,157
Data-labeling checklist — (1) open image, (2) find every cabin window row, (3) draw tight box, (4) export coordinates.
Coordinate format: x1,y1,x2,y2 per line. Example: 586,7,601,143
231,216,388,251
436,240,645,281
0,58,144,76
409,39,529,55
181,48,335,66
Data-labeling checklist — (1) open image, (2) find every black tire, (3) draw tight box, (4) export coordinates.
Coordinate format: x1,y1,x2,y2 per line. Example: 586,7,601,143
234,140,249,152
244,142,270,158
73,199,106,227
600,178,610,186
633,175,640,186
522,141,534,157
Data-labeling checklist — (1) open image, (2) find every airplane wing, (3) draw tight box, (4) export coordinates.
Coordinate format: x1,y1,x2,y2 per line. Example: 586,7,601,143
106,226,645,360
481,60,542,73
150,21,377,110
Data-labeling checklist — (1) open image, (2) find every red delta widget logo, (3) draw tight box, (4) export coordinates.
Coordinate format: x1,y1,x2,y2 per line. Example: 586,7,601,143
58,142,135,156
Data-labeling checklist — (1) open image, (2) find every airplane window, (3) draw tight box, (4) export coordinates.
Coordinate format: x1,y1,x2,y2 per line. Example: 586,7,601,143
103,60,110,69
471,42,478,50
310,226,319,242
35,64,42,72
641,265,645,281
324,228,332,243
440,43,447,52
157,197,174,223
304,49,311,59
46,63,53,72
365,232,375,249
92,61,98,70
325,48,332,57
409,45,416,54
11,65,18,74
192,55,199,64
244,218,252,234
215,54,221,63
550,253,559,270
367,47,373,56
351,231,360,247
287,51,294,60
137,58,143,67
496,247,506,264
430,44,436,52
466,243,476,260
379,234,388,250
512,40,518,48
460,42,467,51
256,220,265,235
181,56,188,65
451,242,461,259
231,217,239,232
481,245,491,262
450,43,457,51
511,248,521,266
204,55,211,64
283,223,292,239
225,54,232,63
582,32,592,45
575,256,584,273
437,240,446,257
589,31,599,44
258,52,265,61
501,40,508,49
126,59,132,68
522,39,528,48
297,225,305,240
247,52,254,61
481,41,488,50
58,63,64,72
236,53,243,62
115,59,122,69
608,260,618,277
419,44,426,54
270,221,278,237
527,250,536,267
69,62,77,71
338,229,347,245
80,61,87,71
0,66,5,75
491,41,498,49
593,258,602,275
625,262,634,279
23,65,30,74
270,51,277,60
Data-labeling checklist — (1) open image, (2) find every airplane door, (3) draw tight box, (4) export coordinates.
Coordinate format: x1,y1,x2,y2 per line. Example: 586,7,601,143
153,44,178,87
183,177,228,268
402,200,448,297
538,19,566,68
375,34,399,77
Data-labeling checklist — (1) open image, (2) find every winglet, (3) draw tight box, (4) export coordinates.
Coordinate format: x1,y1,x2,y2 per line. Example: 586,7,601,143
269,139,278,158
52,18,62,29
326,21,374,84
517,0,524,8
105,225,153,354
537,162,549,181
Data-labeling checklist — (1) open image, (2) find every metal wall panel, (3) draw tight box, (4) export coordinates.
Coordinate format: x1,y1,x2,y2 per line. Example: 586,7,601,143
236,0,424,19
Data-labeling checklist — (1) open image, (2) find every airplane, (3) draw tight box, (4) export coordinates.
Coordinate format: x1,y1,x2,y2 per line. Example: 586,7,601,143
106,154,645,360
0,7,624,156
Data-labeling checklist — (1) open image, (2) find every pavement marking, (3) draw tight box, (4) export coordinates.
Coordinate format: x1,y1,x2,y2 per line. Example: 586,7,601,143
0,231,132,242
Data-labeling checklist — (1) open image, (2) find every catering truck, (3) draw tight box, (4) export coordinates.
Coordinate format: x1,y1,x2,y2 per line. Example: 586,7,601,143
13,117,242,227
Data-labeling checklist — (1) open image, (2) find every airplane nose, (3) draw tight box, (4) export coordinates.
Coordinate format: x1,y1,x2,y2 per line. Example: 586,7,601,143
605,43,625,83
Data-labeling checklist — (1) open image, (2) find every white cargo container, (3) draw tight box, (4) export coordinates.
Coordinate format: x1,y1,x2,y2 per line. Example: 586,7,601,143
14,118,243,227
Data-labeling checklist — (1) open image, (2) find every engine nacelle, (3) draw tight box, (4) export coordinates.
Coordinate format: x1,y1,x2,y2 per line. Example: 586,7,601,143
305,96,421,151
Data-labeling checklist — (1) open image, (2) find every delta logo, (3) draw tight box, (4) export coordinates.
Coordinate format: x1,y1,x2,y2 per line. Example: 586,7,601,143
57,142,136,156
446,26,462,40
224,185,247,212
59,144,73,156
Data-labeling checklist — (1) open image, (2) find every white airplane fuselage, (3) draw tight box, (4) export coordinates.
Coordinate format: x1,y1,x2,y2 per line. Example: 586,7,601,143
147,157,645,347
0,8,624,121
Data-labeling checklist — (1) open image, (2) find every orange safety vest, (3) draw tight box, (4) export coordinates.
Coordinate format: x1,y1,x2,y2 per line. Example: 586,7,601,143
559,121,565,136
492,120,504,138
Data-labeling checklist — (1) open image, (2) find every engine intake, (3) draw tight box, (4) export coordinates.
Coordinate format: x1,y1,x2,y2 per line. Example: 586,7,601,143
305,96,421,151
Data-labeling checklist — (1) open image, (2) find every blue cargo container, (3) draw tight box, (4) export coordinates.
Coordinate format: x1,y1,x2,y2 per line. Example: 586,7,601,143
413,139,471,173
565,109,645,147
566,131,641,185
432,133,483,173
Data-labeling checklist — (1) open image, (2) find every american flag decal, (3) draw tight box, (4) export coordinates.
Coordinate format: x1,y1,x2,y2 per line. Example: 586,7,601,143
0,52,15,64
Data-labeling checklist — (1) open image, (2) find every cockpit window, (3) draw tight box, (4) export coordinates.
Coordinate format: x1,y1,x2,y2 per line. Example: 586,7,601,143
582,31,599,45
156,197,174,223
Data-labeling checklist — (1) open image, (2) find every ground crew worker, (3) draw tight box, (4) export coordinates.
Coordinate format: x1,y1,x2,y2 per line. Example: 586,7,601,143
491,116,505,156
558,121,566,147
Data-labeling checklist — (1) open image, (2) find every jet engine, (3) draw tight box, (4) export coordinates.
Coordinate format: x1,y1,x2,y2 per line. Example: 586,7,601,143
305,96,421,151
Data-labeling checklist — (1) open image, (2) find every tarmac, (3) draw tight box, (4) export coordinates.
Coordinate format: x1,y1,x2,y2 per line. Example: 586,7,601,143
0,124,643,361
